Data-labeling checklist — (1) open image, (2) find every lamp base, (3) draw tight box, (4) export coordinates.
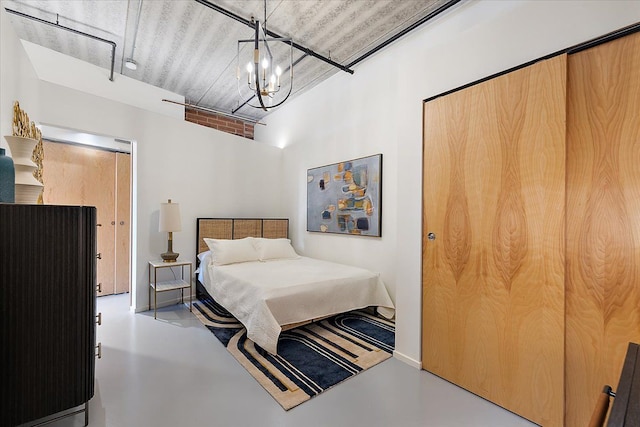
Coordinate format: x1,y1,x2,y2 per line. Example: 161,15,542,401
161,250,179,263
161,232,179,262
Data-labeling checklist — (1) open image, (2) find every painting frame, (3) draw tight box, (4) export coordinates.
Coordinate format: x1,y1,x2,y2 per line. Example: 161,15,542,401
307,153,382,237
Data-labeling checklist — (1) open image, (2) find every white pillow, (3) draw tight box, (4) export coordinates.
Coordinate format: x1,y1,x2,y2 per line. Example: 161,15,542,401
204,237,259,266
196,251,212,283
253,238,299,261
197,250,211,265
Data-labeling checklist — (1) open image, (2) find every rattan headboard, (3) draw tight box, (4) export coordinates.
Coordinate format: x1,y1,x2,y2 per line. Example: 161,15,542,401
196,218,289,256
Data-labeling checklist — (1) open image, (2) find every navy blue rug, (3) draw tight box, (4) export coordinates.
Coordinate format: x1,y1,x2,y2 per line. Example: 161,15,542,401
193,295,395,410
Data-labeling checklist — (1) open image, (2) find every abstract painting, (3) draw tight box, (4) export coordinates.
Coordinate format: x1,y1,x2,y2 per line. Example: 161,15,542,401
307,154,382,236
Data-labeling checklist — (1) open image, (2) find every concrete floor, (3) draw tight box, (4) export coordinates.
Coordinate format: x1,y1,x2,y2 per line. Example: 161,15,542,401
27,293,537,427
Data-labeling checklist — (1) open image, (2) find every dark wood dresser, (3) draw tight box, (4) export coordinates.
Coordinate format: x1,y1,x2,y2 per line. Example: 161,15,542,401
608,342,640,426
0,204,98,426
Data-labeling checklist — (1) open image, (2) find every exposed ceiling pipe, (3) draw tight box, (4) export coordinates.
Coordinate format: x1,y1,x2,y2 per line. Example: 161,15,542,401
125,0,144,70
346,0,462,69
194,0,354,75
4,7,117,81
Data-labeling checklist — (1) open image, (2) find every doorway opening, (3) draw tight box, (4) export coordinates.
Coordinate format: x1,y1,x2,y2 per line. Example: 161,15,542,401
40,125,135,307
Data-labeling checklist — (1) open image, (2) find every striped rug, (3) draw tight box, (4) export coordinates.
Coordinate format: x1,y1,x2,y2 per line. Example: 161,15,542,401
193,295,395,410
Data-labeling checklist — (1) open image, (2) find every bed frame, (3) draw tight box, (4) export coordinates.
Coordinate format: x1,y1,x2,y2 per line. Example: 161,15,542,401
195,218,289,299
195,217,383,338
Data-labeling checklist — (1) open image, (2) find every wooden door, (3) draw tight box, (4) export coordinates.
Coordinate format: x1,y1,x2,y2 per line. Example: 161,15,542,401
422,55,567,426
115,152,131,294
87,149,116,297
565,32,640,427
42,141,129,296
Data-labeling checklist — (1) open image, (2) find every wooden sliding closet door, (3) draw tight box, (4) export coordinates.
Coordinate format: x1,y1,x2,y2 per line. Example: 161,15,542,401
42,142,131,296
115,152,131,294
87,148,116,297
422,55,566,426
565,32,640,427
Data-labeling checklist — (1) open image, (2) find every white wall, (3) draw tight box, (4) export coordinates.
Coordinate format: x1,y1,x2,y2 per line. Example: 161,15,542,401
0,5,40,142
0,7,285,311
21,40,185,120
256,0,640,367
35,80,284,311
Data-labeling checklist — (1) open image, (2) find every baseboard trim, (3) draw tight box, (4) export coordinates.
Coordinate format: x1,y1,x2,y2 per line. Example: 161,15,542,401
393,350,422,369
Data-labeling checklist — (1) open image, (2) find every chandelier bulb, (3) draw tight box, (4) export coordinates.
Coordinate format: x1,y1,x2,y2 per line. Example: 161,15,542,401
235,17,294,111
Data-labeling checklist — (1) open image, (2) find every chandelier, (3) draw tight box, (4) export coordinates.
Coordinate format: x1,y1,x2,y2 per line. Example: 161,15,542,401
237,2,293,111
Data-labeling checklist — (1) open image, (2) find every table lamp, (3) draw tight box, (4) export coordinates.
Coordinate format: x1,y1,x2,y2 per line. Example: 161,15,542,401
159,199,181,262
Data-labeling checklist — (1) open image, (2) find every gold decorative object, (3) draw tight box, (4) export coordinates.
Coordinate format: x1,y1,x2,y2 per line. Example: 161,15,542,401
11,101,44,203
4,135,43,204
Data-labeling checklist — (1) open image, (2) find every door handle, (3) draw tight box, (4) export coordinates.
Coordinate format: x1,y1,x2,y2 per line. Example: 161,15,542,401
120,221,125,225
427,232,436,241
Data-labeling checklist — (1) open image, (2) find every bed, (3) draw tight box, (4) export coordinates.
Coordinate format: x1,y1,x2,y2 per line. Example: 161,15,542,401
195,218,395,354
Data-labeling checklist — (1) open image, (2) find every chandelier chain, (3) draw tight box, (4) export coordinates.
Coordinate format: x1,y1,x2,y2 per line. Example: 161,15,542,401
263,0,268,34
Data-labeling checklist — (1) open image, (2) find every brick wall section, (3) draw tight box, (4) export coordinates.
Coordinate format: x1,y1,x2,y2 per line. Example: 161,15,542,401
185,107,254,140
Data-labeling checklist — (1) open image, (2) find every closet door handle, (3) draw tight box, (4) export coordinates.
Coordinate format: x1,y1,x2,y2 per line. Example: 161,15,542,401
120,221,125,225
111,221,115,225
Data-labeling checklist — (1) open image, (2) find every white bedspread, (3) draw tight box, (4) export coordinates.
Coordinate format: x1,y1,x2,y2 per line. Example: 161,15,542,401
204,257,395,354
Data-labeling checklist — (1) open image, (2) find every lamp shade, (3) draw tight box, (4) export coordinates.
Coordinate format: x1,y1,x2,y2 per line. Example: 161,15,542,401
159,200,181,232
